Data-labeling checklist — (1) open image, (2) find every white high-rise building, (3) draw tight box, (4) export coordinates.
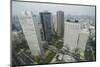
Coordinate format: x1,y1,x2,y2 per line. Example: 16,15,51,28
77,30,89,58
52,15,57,33
63,22,81,52
18,11,44,57
77,29,89,59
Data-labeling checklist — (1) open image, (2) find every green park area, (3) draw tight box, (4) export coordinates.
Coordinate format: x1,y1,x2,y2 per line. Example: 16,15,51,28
45,50,56,63
35,49,56,64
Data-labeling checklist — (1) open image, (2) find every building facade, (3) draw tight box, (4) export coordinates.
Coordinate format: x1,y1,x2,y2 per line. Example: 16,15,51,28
77,30,89,58
40,12,52,42
57,11,64,38
18,11,44,58
63,22,81,52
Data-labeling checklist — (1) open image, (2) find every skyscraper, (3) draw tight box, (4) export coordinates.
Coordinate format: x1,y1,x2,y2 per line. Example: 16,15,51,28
18,11,45,58
57,11,64,38
40,12,52,42
77,30,89,58
12,15,21,31
63,22,81,52
53,15,57,33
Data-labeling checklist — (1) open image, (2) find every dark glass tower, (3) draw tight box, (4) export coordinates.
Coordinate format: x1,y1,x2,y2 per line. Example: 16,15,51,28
40,12,52,42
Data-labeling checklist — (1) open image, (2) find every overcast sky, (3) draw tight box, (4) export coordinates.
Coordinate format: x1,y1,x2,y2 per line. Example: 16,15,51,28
12,1,95,16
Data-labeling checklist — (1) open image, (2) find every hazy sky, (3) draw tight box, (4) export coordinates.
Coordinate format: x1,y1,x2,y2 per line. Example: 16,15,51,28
12,1,95,16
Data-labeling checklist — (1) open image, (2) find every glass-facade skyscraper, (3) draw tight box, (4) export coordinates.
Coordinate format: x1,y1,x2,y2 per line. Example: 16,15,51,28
40,12,52,42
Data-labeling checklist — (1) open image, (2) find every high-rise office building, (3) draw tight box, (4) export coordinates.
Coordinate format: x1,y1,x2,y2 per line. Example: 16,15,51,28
63,22,81,52
18,11,45,58
53,15,57,33
77,30,89,52
12,15,21,31
40,12,52,41
57,11,64,38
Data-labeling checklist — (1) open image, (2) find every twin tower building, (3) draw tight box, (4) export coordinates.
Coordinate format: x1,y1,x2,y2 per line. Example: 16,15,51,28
18,10,89,60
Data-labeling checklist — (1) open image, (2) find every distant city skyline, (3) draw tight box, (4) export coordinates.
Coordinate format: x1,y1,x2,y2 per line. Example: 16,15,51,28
12,1,95,16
